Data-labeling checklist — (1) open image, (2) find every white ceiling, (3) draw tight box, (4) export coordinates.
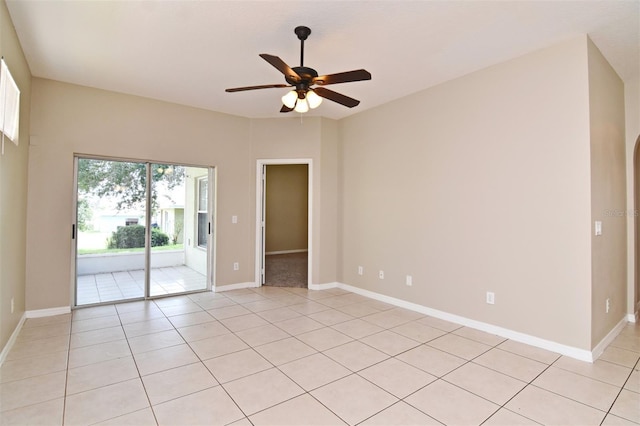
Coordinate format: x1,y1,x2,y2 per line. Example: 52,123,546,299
6,0,639,120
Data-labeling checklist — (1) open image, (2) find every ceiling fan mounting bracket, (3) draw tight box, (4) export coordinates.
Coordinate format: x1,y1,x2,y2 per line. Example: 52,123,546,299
294,26,311,41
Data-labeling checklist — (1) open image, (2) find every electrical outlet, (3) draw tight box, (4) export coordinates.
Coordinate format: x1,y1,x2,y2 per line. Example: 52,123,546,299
379,270,384,279
11,297,14,314
606,298,610,313
358,266,363,275
232,215,238,224
233,262,239,271
406,275,413,286
486,292,495,305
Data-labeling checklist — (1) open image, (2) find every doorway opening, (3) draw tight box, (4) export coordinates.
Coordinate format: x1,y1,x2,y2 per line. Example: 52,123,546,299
73,156,215,306
256,160,312,288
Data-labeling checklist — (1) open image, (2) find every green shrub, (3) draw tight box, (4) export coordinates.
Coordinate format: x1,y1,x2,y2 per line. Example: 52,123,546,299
151,227,169,247
107,225,169,249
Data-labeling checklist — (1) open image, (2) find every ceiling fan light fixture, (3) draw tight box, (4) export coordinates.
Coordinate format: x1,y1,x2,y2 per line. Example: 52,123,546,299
294,97,309,113
282,90,298,108
307,90,323,109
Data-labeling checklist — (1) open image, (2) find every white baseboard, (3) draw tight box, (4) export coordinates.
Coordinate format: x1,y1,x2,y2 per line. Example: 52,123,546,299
266,249,308,255
591,316,628,361
308,282,339,291
26,306,71,318
215,282,259,292
0,313,26,366
336,282,603,363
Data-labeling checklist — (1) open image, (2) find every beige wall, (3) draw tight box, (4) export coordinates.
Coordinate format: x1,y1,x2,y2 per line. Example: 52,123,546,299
24,83,342,310
265,164,308,253
340,37,594,349
27,79,251,309
249,117,340,285
587,39,627,344
319,118,340,284
0,0,31,351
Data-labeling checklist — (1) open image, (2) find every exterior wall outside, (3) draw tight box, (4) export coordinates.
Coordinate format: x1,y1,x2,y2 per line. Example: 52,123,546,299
184,166,208,276
0,0,32,352
587,38,627,345
158,208,184,244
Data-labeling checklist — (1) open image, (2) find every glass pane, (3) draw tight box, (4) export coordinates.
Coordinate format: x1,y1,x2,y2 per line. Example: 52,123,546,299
198,212,208,248
149,164,208,296
75,158,147,305
198,179,207,211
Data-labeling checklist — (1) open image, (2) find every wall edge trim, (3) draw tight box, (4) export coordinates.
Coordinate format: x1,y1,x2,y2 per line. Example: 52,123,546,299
215,282,259,292
591,316,629,360
0,313,27,367
266,249,309,255
336,282,595,362
25,306,71,319
309,282,339,291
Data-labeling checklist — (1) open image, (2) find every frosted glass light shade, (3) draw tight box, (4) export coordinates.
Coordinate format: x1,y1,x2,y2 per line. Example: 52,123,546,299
307,90,323,109
294,98,309,113
281,90,298,108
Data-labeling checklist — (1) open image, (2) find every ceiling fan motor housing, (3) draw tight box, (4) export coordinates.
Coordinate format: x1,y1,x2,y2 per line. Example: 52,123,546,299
287,66,318,85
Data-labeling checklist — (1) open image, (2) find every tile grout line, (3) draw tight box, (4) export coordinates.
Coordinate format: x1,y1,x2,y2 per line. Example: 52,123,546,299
396,332,520,426
117,302,161,426
169,297,256,424
62,316,73,426
600,356,640,425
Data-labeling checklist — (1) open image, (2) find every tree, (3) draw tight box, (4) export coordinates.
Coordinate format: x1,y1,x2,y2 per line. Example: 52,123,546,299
77,159,184,211
76,197,93,231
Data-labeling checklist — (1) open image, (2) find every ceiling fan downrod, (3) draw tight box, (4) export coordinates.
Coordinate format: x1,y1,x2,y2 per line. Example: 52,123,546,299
294,26,311,67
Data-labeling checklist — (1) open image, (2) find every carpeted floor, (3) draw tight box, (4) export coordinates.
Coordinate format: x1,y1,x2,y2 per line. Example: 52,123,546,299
264,252,308,288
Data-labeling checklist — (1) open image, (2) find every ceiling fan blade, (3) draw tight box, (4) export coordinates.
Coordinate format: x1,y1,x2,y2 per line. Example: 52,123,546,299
280,105,293,113
313,87,360,108
225,84,291,93
259,54,301,82
313,69,371,86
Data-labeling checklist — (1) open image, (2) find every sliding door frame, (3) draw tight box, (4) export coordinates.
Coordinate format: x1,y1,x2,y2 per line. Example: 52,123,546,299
71,154,216,308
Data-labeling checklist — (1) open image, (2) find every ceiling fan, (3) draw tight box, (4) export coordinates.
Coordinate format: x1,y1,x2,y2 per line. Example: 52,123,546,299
225,26,372,113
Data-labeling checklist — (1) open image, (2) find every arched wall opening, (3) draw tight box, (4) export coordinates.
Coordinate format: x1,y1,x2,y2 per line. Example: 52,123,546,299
632,134,640,319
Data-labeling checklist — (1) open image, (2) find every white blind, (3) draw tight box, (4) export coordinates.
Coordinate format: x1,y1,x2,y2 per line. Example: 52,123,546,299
0,58,20,146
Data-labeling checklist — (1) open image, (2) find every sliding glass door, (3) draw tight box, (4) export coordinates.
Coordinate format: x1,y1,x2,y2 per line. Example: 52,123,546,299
149,164,210,297
74,157,213,306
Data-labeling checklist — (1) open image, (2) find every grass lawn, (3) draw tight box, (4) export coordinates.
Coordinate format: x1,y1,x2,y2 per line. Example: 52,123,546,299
78,244,184,255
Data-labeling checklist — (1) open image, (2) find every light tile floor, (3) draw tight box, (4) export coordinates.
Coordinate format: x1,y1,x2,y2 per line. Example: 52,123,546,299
77,266,207,305
1,286,639,425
